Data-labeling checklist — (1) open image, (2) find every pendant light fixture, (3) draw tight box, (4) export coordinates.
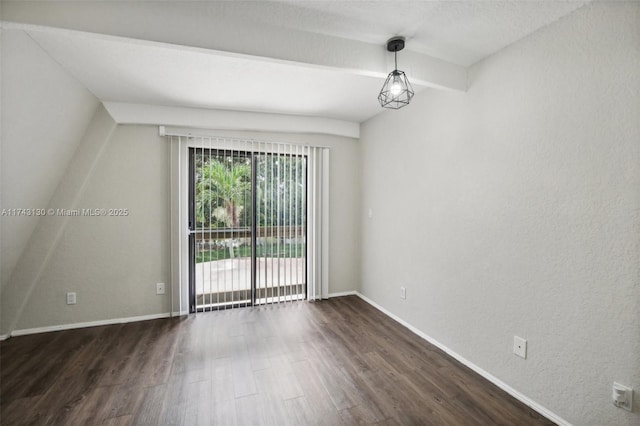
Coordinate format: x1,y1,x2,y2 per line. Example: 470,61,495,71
378,36,414,109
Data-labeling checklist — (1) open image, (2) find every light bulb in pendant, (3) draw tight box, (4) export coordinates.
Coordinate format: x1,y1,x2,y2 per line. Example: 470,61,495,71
390,80,403,96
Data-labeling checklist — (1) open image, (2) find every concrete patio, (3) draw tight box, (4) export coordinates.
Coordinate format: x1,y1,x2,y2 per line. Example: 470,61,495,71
195,257,306,306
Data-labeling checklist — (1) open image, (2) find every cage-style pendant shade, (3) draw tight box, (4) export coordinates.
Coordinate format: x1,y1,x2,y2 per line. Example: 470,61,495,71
378,69,414,109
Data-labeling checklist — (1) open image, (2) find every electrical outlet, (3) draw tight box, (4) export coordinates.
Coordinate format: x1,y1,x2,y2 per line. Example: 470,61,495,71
156,282,165,295
400,286,406,300
66,292,77,305
513,336,527,359
613,382,633,411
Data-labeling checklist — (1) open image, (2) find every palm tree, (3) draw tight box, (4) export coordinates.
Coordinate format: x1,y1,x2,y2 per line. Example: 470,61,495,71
196,158,251,229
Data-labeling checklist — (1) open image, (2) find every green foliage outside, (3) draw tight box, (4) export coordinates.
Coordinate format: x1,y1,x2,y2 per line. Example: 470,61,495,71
195,152,306,230
196,243,306,263
196,155,252,229
255,154,306,228
194,151,307,264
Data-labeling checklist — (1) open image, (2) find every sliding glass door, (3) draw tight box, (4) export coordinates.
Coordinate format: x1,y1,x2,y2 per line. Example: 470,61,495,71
188,147,307,312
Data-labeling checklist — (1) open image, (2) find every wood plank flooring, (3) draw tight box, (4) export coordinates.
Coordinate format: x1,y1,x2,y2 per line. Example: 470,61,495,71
1,296,555,425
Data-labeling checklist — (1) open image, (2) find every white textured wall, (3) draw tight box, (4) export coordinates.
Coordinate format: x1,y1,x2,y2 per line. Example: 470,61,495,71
7,122,169,331
359,2,639,425
1,29,99,288
9,125,360,331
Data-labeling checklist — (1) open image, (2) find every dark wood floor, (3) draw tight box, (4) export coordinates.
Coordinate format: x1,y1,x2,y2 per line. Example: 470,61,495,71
1,296,554,425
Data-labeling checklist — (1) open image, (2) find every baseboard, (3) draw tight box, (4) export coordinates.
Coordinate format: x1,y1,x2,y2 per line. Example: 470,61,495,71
6,298,341,338
10,312,173,337
327,290,357,298
354,292,571,426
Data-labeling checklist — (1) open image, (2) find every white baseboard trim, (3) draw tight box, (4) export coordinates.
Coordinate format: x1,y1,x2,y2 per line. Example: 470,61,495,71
10,312,173,337
355,292,571,426
6,297,348,339
327,290,357,298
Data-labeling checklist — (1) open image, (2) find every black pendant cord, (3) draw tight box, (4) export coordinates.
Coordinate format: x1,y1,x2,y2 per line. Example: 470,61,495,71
394,49,398,71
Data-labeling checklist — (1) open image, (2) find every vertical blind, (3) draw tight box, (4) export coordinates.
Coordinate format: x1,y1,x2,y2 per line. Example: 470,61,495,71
167,132,329,313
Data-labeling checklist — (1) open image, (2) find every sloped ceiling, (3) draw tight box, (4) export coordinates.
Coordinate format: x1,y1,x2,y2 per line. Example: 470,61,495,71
2,1,589,123
26,29,391,123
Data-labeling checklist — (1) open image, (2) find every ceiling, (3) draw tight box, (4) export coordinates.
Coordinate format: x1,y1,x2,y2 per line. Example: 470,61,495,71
7,1,589,123
224,0,588,67
28,29,391,123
